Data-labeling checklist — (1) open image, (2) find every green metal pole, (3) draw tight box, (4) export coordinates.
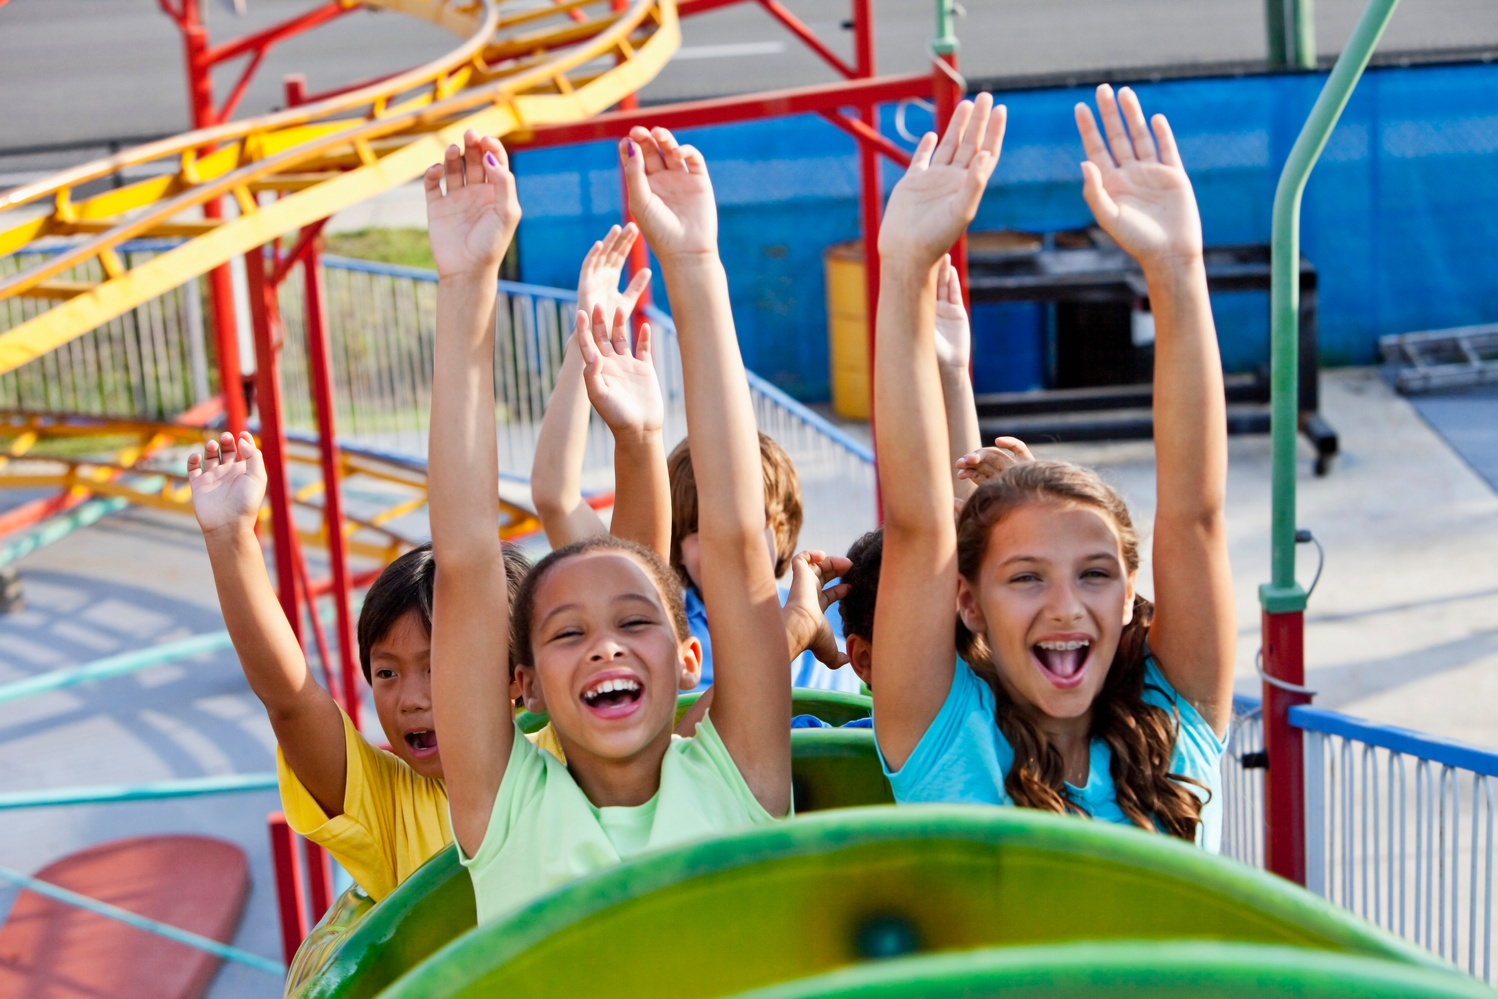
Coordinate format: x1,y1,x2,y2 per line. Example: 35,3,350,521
1261,0,1399,615
932,0,958,56
1292,0,1319,69
1266,0,1288,67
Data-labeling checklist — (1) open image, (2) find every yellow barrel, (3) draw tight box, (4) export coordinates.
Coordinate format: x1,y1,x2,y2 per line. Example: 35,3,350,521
824,240,870,419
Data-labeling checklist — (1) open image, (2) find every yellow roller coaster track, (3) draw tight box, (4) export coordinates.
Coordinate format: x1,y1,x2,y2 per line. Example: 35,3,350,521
0,411,541,560
0,0,678,375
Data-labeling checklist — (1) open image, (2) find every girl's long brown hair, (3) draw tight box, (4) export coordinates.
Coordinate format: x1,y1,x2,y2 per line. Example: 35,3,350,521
955,461,1208,840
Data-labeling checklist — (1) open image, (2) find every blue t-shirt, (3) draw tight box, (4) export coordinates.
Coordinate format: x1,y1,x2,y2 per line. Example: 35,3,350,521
879,657,1225,851
685,586,862,694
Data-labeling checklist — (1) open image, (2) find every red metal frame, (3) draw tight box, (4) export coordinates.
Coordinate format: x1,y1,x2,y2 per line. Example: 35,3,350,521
157,0,972,746
268,812,309,962
1263,609,1309,883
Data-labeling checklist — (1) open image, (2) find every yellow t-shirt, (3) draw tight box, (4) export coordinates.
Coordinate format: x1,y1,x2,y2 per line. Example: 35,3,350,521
277,709,567,901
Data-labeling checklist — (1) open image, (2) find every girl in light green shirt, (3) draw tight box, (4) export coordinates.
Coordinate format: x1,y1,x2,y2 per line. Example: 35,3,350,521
423,127,802,923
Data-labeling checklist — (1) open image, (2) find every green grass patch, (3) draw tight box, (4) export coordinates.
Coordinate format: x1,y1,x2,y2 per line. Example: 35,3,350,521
325,229,437,272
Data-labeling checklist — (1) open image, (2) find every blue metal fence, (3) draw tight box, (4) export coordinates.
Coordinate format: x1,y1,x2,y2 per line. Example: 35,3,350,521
1222,695,1498,982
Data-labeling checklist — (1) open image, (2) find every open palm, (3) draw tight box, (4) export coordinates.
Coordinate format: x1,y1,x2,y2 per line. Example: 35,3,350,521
1075,85,1202,267
879,95,1006,266
579,306,664,435
933,254,971,368
187,431,267,537
620,127,718,260
424,130,521,281
577,222,652,321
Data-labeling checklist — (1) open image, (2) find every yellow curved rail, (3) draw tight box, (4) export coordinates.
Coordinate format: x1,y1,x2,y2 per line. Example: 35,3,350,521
0,0,678,374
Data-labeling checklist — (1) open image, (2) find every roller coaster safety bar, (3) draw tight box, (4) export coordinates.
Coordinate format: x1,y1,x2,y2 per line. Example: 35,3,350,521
1259,0,1402,887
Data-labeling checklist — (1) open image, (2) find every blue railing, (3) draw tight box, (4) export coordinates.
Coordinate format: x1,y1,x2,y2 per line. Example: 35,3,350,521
1223,694,1498,981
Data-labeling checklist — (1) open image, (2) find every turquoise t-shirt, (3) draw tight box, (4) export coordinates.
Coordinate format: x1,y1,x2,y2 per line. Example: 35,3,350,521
879,657,1225,851
459,716,777,924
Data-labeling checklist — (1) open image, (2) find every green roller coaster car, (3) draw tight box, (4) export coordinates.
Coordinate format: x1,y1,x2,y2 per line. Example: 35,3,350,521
288,771,1475,998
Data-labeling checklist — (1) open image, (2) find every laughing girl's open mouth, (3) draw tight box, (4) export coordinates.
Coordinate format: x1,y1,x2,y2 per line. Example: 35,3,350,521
1033,639,1092,687
581,676,644,719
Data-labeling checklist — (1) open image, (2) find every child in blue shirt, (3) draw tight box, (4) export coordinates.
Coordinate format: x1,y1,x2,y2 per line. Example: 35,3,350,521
869,87,1233,848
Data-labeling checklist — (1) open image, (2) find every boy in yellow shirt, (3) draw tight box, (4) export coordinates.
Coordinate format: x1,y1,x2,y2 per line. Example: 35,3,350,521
186,438,540,901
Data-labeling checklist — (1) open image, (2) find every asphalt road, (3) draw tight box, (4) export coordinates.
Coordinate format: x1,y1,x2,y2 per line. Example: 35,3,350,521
2,0,1494,160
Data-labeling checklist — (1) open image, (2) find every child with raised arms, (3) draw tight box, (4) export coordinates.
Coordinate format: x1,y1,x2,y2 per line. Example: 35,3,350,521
184,437,533,901
871,87,1234,849
424,128,791,923
530,221,666,558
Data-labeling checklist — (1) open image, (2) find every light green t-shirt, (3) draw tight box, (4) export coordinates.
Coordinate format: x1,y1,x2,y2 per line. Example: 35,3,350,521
460,715,776,924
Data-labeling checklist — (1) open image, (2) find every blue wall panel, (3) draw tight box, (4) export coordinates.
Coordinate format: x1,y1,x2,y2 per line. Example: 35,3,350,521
511,60,1498,401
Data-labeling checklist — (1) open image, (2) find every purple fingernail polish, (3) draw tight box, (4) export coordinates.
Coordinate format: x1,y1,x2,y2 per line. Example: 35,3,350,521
484,151,499,169
626,141,635,158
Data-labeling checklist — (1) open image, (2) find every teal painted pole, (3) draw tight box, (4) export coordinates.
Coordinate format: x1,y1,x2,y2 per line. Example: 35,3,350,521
0,495,129,567
0,630,235,706
1292,0,1318,69
932,0,957,56
0,864,286,976
1261,0,1399,614
0,772,278,810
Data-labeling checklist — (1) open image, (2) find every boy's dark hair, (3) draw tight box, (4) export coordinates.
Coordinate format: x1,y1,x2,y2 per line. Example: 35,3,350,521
839,528,884,643
510,534,688,670
667,432,803,584
357,541,532,682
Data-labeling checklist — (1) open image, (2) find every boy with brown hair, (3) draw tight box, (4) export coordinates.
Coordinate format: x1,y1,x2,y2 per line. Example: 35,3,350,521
665,432,857,692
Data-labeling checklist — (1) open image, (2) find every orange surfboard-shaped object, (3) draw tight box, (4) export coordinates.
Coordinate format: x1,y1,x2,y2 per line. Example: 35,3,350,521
0,835,252,999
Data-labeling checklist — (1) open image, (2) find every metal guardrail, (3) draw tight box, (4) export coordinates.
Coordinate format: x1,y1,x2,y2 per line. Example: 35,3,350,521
1220,695,1266,869
1297,704,1497,982
0,241,211,419
1223,695,1498,983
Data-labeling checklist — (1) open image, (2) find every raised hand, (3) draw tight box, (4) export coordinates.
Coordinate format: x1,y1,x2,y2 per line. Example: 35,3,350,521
878,94,1006,268
1075,85,1201,271
933,253,971,370
781,550,853,669
578,304,664,437
577,222,652,322
423,129,521,282
619,126,717,261
955,435,1035,487
187,431,267,539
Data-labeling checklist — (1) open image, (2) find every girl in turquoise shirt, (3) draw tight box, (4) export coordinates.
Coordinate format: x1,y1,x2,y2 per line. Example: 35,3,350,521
870,86,1236,848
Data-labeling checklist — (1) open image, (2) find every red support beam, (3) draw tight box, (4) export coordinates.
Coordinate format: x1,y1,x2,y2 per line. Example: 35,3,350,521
301,237,363,730
245,246,302,644
755,0,856,79
819,109,911,167
509,73,932,150
203,0,356,69
932,54,970,305
302,839,334,924
268,812,309,963
1263,609,1309,884
676,0,752,15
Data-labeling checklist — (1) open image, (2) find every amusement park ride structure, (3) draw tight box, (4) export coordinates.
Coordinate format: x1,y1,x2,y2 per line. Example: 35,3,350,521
0,0,963,735
0,0,1403,915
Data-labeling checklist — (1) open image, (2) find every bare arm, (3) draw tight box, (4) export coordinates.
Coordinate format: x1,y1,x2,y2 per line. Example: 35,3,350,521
933,255,982,500
425,132,522,856
531,225,654,549
189,431,346,815
871,98,1006,770
531,338,605,547
623,126,791,816
1076,85,1234,736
